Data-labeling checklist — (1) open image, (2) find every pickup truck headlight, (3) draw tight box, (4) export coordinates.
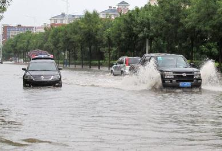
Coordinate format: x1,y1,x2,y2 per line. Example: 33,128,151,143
164,72,174,78
194,71,201,79
24,73,33,80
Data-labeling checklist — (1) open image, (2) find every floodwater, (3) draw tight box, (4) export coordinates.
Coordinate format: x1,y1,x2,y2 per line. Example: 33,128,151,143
0,62,222,151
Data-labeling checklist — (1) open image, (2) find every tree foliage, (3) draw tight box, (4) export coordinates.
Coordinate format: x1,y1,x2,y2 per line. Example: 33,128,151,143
3,0,222,69
0,0,11,20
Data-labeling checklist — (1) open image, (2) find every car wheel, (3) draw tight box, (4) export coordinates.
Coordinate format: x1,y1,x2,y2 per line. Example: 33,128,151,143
121,71,124,76
111,70,116,76
55,81,62,87
23,81,31,87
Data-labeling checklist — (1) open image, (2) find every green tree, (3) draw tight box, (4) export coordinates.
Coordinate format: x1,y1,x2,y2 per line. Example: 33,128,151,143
0,0,11,20
80,11,103,68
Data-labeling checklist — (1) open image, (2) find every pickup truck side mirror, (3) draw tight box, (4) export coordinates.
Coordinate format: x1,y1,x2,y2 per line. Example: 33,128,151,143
22,68,27,71
190,63,195,67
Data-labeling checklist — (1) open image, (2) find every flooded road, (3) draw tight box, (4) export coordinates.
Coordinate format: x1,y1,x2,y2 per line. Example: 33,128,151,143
1,63,222,151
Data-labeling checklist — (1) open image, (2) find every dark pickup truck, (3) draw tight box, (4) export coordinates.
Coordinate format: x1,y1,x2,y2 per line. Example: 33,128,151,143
130,53,202,88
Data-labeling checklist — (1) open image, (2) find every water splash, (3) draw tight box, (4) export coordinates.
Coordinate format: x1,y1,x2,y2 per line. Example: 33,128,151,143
121,60,162,90
200,60,222,91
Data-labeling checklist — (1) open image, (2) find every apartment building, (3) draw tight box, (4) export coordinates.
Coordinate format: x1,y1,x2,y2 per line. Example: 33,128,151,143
2,24,34,44
50,13,83,27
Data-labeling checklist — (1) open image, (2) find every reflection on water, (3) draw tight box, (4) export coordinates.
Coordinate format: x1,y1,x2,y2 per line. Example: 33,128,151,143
0,138,28,147
0,63,222,151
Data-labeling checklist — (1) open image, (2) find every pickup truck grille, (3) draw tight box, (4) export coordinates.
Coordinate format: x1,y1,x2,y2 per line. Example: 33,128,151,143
173,72,194,82
175,75,194,80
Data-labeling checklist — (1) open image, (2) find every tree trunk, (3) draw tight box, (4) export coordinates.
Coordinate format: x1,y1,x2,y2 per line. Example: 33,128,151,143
57,51,60,67
23,51,25,63
73,47,76,68
69,50,71,67
150,38,153,53
17,53,19,63
97,46,100,70
89,45,92,69
108,37,111,70
133,41,136,56
219,38,222,72
190,37,194,62
167,41,170,53
118,46,120,58
63,51,65,68
81,44,84,69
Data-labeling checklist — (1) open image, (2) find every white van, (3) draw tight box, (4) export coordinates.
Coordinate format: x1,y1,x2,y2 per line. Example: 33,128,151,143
111,56,140,76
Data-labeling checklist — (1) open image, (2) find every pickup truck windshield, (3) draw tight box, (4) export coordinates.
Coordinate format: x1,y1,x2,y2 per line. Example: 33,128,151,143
157,56,189,68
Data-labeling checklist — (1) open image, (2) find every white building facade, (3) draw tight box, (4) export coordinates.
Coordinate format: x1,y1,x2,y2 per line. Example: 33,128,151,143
100,1,130,19
50,13,83,26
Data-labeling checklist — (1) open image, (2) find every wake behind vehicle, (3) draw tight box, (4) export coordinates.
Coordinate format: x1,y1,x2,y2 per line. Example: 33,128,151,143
22,53,62,87
132,53,202,88
111,56,140,76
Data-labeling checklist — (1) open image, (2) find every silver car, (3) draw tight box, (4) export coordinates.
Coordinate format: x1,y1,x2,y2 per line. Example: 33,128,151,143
111,56,140,76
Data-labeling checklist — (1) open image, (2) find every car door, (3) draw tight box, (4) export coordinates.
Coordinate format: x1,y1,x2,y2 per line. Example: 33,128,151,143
113,58,122,75
120,57,126,73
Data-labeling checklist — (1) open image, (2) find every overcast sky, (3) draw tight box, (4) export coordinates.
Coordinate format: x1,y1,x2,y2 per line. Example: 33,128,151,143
0,0,149,26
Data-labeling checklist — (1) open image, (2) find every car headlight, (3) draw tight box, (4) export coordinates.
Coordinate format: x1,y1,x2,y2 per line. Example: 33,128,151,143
52,75,61,80
24,73,33,80
194,71,201,79
164,72,174,78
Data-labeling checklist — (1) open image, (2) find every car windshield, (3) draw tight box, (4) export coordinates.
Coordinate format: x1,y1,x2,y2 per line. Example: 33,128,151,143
128,58,140,65
28,62,57,71
157,56,189,68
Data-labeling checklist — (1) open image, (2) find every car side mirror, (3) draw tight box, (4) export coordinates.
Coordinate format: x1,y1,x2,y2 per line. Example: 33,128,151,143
22,68,27,71
58,67,62,70
113,63,117,65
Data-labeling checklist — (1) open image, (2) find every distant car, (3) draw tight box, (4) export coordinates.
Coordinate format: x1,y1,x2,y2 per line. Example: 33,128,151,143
132,53,202,88
0,58,2,64
111,56,141,76
22,58,62,87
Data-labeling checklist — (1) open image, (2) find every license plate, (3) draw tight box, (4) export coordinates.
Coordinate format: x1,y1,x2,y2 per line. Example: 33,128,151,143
180,82,191,88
